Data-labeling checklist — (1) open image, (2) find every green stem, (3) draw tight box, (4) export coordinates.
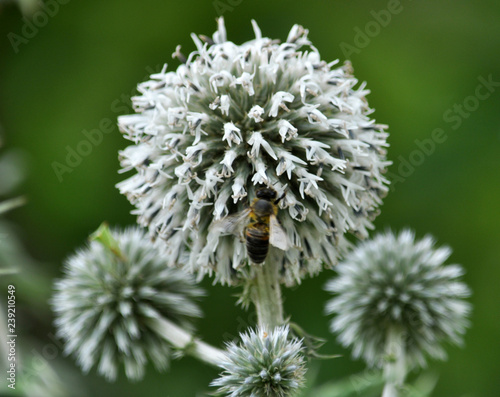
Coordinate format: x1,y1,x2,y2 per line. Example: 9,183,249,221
382,328,407,397
0,196,26,215
147,317,225,367
251,260,284,329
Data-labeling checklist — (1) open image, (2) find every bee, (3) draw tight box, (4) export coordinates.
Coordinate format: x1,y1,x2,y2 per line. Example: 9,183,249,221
211,187,290,264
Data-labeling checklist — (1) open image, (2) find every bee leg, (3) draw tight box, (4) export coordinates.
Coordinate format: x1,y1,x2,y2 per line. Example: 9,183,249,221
274,191,286,205
240,228,247,243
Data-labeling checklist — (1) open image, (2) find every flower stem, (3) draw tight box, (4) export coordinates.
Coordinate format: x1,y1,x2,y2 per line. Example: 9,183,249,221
146,316,225,367
382,328,407,397
251,260,284,329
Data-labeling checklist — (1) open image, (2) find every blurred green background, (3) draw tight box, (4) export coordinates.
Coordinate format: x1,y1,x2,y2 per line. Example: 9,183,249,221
1,0,499,396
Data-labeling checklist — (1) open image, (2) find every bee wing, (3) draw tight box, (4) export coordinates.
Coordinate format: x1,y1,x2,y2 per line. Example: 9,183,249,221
269,215,290,251
210,209,252,236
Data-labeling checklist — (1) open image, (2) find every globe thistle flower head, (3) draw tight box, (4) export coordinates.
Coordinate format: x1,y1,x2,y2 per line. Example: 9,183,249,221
325,229,471,369
52,226,204,381
117,18,391,286
212,326,306,397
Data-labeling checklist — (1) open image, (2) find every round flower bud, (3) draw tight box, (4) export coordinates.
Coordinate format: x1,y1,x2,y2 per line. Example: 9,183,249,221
325,229,471,369
212,326,306,397
117,18,390,286
52,227,204,381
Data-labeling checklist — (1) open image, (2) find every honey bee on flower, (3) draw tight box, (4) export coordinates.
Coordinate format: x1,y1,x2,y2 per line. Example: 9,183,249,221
117,18,391,286
211,187,290,265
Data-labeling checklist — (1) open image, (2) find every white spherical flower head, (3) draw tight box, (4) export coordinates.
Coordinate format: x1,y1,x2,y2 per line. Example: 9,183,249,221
52,227,204,381
117,18,391,286
211,326,306,397
325,230,471,369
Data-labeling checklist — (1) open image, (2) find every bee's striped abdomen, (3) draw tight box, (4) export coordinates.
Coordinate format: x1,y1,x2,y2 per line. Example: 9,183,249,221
245,223,269,264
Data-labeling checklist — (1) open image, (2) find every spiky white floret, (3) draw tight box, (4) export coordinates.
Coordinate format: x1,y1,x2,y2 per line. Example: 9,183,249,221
325,230,471,369
117,18,391,286
52,227,204,381
211,326,306,397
